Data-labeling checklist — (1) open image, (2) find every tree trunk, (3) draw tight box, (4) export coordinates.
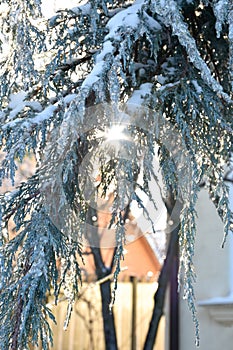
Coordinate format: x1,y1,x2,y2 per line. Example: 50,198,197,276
86,208,118,350
143,195,182,350
100,278,118,350
169,241,179,350
91,249,118,350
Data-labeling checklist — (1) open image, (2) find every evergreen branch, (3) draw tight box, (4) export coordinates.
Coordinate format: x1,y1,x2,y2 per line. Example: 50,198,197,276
11,257,31,350
152,0,232,102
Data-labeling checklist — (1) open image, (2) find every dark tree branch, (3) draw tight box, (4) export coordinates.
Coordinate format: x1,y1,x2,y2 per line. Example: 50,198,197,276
143,195,182,350
85,206,118,350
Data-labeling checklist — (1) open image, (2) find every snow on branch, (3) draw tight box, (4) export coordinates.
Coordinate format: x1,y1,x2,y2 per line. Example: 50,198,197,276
152,0,232,102
68,0,161,104
212,0,229,38
0,2,232,348
228,2,233,91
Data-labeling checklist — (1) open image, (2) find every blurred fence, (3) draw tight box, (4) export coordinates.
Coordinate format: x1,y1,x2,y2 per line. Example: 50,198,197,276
35,280,165,350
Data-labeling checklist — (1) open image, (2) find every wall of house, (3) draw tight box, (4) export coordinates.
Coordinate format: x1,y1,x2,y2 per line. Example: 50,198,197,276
179,188,233,350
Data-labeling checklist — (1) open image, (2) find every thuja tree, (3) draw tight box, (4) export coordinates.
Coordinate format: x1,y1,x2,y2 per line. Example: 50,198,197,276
0,0,233,349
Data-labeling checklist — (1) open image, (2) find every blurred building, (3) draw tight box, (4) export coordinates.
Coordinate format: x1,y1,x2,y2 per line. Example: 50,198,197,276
176,186,233,350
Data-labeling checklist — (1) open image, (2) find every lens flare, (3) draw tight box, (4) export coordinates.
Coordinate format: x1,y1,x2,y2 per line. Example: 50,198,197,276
105,124,128,141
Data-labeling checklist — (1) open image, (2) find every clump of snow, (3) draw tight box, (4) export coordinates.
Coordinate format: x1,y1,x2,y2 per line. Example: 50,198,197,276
3,92,78,131
9,91,27,110
0,3,9,14
82,61,105,88
127,83,153,105
96,41,115,63
9,91,28,120
29,105,57,124
191,80,202,94
63,94,77,104
42,0,82,18
143,12,161,31
159,81,180,92
8,91,42,120
71,3,91,16
157,75,167,84
106,3,144,40
25,101,43,111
